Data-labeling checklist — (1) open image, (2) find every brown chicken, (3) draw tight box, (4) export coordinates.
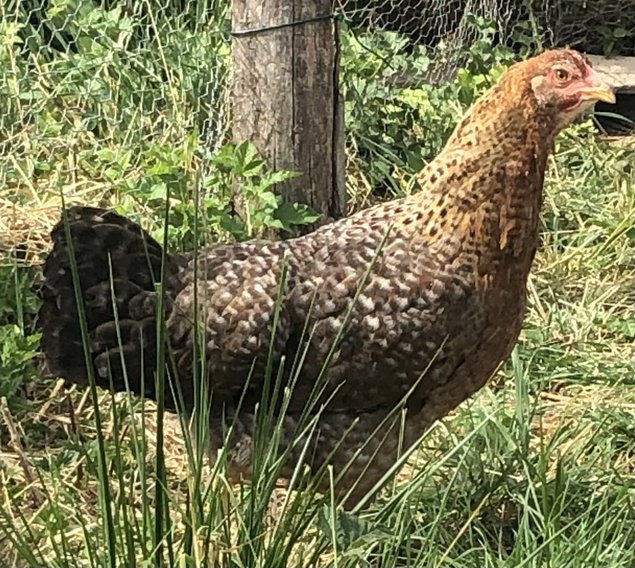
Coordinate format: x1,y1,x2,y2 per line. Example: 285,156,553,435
38,50,614,505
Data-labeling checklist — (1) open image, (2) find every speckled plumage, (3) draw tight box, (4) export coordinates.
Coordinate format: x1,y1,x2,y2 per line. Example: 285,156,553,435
38,50,614,505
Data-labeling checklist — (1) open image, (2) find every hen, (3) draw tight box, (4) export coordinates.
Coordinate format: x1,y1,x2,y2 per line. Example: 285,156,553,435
38,50,614,505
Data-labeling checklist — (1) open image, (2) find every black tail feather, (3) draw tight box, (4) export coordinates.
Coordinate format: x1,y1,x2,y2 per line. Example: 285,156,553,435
37,206,187,408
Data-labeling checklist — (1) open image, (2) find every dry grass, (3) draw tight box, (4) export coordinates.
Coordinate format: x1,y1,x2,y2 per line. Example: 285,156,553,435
1,133,634,568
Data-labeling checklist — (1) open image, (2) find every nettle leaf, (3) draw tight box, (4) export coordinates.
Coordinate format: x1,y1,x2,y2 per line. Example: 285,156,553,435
613,27,628,39
147,183,168,201
241,159,265,176
262,169,301,187
234,140,263,175
316,506,395,559
211,143,236,171
274,202,320,228
256,190,278,209
219,215,246,239
264,218,285,230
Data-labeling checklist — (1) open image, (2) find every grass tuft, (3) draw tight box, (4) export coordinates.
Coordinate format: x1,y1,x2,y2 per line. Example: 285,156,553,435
0,4,633,565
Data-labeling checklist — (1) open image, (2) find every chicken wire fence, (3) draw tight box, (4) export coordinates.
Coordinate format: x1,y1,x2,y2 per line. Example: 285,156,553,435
341,0,635,65
1,0,633,258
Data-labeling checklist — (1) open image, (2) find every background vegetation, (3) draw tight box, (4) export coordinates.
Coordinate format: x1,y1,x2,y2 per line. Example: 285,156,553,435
0,1,633,566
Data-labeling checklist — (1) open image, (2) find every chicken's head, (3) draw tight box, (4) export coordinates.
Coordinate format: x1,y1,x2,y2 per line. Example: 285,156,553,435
527,50,615,127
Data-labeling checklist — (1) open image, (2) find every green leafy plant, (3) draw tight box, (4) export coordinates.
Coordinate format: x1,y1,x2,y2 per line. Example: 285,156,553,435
0,264,40,406
0,2,633,566
598,25,632,56
98,139,321,248
340,16,539,202
206,141,320,238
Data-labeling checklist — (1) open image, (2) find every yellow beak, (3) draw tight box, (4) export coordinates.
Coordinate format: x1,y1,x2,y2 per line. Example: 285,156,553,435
578,68,616,104
579,86,616,104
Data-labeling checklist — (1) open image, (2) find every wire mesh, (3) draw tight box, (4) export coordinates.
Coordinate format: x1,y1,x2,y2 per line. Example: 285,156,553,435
336,0,634,201
339,0,635,66
1,0,231,259
1,0,633,258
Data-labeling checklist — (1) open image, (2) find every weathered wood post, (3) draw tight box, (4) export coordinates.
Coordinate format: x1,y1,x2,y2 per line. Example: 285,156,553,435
231,0,346,234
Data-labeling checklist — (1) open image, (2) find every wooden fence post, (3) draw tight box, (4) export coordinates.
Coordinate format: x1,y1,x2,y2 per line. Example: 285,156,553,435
231,0,346,234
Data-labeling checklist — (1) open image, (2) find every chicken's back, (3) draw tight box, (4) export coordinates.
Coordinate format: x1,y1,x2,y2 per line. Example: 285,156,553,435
161,200,512,503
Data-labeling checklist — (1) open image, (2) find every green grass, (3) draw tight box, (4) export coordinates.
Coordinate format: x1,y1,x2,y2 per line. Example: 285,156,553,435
0,125,632,567
1,4,634,566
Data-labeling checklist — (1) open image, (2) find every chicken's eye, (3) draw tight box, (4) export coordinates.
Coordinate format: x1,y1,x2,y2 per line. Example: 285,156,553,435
554,68,570,82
